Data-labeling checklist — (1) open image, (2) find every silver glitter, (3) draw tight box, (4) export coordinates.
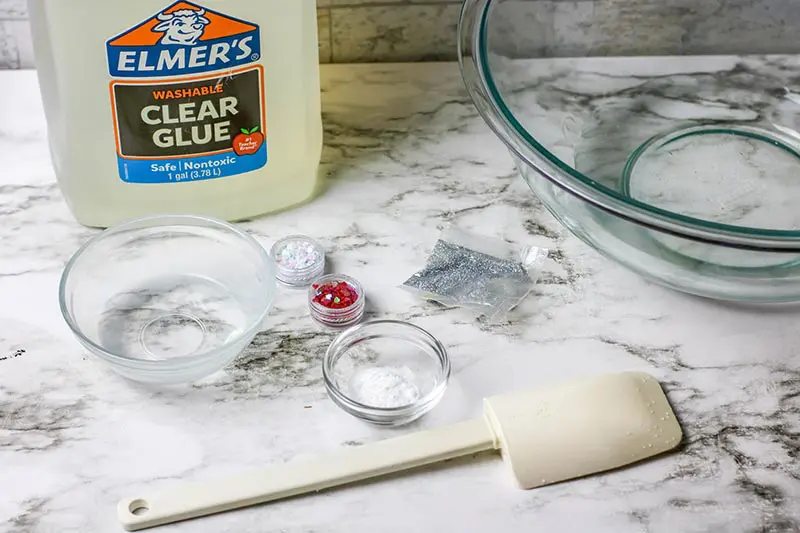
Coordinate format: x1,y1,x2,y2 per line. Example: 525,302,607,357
402,227,546,323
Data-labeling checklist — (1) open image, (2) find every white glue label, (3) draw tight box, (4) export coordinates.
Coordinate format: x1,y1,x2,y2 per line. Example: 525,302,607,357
106,1,266,184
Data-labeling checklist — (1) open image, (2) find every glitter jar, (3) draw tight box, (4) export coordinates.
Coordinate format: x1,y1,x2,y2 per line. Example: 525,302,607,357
308,274,365,328
270,235,326,287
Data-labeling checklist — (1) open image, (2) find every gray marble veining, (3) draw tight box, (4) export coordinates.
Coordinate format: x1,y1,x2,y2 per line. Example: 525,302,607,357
1,58,799,532
5,0,800,67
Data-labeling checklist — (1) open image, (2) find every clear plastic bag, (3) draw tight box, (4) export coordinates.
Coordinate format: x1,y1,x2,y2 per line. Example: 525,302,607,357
401,226,547,323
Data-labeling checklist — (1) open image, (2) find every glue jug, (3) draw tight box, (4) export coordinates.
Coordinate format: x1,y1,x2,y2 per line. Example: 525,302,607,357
28,0,322,227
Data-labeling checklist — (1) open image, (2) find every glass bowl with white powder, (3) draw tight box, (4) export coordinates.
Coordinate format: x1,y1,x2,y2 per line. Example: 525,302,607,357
323,320,450,426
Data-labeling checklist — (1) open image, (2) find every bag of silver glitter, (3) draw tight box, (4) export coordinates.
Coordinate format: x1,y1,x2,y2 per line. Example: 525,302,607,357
401,227,547,323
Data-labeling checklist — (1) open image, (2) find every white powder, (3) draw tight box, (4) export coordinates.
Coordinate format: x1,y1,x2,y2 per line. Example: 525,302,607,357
349,366,421,408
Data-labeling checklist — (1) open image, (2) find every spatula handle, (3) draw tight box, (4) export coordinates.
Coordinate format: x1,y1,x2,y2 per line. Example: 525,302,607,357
118,418,496,531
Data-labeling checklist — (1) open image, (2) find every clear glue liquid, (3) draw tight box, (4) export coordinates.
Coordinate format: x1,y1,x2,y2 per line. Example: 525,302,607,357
28,0,322,227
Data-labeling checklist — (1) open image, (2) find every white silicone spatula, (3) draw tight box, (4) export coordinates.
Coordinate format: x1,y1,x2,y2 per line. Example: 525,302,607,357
118,371,683,531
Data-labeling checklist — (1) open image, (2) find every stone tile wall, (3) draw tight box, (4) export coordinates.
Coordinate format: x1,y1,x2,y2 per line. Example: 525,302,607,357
2,0,799,68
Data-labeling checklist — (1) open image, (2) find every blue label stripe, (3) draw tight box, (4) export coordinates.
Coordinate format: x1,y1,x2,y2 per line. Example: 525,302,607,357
107,32,261,78
118,146,267,184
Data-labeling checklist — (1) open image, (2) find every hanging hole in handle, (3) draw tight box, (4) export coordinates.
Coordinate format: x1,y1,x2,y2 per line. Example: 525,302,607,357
129,499,150,516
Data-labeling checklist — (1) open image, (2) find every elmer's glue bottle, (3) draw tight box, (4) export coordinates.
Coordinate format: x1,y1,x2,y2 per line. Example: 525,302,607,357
28,0,322,227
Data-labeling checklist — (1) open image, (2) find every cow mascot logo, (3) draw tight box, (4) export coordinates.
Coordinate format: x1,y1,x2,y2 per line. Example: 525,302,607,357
153,7,211,46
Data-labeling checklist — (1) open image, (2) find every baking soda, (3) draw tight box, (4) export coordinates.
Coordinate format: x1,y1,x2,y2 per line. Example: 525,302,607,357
349,367,421,408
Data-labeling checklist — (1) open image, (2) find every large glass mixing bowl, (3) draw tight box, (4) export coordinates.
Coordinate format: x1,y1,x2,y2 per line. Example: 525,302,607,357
459,0,800,301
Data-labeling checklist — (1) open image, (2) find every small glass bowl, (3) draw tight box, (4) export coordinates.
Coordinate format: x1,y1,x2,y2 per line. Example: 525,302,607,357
308,274,366,329
270,235,325,288
323,320,451,426
59,214,277,385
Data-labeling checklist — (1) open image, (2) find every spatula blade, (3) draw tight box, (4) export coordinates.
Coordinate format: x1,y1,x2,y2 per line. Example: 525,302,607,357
483,371,682,489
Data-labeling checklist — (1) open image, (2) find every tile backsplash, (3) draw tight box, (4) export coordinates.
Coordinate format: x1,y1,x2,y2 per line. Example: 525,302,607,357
2,0,800,68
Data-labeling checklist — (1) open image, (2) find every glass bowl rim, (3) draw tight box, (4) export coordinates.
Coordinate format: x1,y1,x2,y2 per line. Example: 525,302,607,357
458,0,800,250
322,319,451,413
58,213,277,369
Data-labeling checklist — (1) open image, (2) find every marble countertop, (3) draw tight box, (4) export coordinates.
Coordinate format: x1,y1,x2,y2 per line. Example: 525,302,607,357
1,60,799,533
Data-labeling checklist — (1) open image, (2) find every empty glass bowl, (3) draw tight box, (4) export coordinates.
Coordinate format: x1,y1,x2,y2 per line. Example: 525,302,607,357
323,320,451,426
59,214,276,384
459,0,800,301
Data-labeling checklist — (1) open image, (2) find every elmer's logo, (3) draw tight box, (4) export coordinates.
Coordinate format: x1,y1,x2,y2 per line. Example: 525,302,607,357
106,1,261,78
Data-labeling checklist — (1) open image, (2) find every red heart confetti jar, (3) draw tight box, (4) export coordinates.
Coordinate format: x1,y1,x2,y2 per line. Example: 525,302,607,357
308,274,365,328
